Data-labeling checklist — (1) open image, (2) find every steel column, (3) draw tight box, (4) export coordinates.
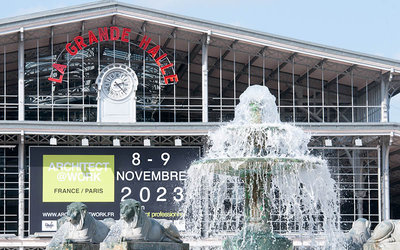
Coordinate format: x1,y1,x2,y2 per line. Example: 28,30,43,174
18,28,25,238
378,146,382,222
381,74,389,122
202,32,210,123
353,149,364,218
18,131,25,238
382,135,391,220
18,28,24,121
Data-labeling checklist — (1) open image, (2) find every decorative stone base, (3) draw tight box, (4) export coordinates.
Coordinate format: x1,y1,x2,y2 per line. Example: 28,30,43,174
363,242,400,250
223,225,293,250
50,242,100,250
99,241,189,250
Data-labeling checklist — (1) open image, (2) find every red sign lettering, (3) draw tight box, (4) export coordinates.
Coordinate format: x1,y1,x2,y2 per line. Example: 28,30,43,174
66,43,77,56
121,28,131,42
154,53,167,66
48,64,67,83
88,30,98,45
74,36,87,50
160,63,173,75
54,27,179,85
164,74,178,85
147,45,160,58
139,35,152,50
98,27,109,42
110,26,120,41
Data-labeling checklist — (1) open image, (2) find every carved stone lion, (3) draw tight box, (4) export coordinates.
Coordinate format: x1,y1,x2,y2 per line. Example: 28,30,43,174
65,202,110,243
343,218,370,249
364,220,400,250
47,202,110,249
102,199,182,246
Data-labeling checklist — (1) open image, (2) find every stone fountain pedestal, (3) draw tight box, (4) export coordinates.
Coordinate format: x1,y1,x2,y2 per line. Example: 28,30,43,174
363,242,400,250
48,241,189,250
212,158,293,250
223,223,292,250
99,241,189,250
49,242,100,250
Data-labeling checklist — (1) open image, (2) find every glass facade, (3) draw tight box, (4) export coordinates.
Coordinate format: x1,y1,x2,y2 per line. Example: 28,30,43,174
0,44,19,120
0,17,382,123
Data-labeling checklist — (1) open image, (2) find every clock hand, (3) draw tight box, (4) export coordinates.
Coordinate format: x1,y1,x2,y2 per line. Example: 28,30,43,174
114,80,126,94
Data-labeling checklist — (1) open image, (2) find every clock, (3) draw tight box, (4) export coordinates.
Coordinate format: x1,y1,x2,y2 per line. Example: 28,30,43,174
97,63,139,123
97,64,138,101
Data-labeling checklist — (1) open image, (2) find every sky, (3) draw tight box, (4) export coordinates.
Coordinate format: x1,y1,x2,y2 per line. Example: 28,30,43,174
2,0,400,121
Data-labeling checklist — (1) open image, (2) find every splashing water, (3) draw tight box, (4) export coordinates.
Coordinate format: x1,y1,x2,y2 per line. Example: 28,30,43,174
182,85,345,249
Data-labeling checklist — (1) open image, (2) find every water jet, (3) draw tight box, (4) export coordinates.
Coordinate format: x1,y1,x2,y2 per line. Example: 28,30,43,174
182,85,342,249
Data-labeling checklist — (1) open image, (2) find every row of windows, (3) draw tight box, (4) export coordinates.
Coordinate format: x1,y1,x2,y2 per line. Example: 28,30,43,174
0,28,384,123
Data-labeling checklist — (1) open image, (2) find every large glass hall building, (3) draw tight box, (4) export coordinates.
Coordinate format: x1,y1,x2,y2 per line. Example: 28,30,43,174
1,0,400,247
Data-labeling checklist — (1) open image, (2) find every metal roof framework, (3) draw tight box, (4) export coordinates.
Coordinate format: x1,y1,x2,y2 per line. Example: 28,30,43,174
0,0,399,88
0,0,398,72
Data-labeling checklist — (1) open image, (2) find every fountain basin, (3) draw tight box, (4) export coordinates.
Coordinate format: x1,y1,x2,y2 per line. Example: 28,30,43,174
100,241,189,250
223,224,293,250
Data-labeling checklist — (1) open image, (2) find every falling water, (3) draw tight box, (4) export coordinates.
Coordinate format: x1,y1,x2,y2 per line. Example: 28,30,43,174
182,85,344,249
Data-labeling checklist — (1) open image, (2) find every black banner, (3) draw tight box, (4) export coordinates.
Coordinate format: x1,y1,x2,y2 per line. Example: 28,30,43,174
29,146,200,234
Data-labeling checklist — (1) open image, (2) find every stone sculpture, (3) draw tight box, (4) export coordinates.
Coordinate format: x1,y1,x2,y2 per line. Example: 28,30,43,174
363,220,400,250
343,218,370,250
47,202,110,249
102,199,182,246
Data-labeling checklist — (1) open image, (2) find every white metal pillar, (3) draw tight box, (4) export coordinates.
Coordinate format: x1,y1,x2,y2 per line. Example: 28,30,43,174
381,74,389,122
18,131,25,238
18,28,24,121
18,26,25,239
353,149,364,218
202,32,210,123
381,135,392,220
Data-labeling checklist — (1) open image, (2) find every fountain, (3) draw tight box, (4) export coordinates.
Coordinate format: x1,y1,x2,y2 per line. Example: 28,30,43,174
182,85,343,249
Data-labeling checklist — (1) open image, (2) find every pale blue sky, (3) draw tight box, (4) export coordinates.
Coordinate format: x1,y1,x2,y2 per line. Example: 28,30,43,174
3,0,400,121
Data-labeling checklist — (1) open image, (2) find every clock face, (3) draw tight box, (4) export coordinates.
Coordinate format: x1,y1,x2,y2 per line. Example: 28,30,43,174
97,64,138,101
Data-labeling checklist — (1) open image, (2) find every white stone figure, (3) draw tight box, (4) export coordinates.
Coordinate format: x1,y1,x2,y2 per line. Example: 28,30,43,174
47,203,110,249
343,218,370,249
102,199,182,247
364,220,400,250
